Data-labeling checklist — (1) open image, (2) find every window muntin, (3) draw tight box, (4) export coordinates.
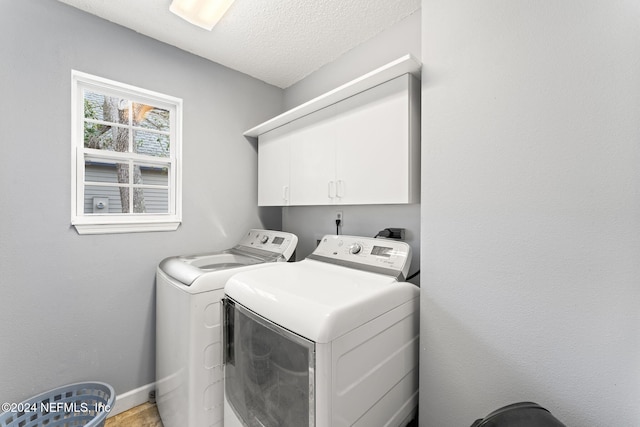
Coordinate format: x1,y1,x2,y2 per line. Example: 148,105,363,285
72,71,182,234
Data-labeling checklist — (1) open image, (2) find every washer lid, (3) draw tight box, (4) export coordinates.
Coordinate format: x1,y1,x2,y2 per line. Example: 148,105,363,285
160,250,266,286
225,260,419,343
158,229,298,286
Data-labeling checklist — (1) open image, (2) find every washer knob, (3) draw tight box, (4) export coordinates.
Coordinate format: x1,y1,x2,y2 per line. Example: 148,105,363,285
260,235,269,244
349,243,362,255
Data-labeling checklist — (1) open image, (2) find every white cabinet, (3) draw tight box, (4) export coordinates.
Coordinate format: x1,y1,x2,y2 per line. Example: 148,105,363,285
252,56,421,207
288,116,336,205
332,74,418,205
257,106,336,206
257,128,290,206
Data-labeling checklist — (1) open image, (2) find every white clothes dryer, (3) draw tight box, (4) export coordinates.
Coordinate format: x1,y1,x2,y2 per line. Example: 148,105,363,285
223,235,419,427
156,229,298,427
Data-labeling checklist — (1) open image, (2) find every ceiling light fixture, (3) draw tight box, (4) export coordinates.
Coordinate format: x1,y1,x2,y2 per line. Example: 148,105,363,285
169,0,236,31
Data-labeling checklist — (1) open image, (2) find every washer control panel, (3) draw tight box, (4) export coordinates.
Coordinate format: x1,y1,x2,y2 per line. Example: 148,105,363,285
237,229,298,260
312,235,411,279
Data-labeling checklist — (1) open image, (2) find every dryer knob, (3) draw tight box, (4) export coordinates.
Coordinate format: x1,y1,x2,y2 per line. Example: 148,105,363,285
260,235,269,244
349,243,362,255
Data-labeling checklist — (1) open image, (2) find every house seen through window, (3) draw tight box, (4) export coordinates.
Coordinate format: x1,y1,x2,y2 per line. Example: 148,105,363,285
71,71,182,234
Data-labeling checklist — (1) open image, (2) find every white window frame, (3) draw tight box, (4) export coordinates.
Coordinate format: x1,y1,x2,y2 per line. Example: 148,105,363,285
71,70,183,234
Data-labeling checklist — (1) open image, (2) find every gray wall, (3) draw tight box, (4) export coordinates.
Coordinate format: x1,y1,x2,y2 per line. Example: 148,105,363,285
284,11,421,109
0,0,282,402
421,0,640,425
281,12,422,281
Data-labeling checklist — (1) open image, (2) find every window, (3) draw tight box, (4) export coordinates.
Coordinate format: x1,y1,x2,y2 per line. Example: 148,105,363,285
71,71,182,234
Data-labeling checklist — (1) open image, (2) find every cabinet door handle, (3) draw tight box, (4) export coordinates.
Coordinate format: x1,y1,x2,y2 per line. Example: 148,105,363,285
282,185,289,203
337,180,344,198
328,181,336,199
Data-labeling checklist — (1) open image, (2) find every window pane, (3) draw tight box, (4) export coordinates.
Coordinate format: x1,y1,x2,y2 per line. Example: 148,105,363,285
133,103,170,132
132,188,146,214
135,188,169,214
84,123,129,152
134,130,170,157
84,91,105,120
136,164,169,186
84,185,128,214
85,160,129,184
84,91,129,124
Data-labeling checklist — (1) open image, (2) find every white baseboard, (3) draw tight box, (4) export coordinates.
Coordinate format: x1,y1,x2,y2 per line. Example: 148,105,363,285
108,382,156,418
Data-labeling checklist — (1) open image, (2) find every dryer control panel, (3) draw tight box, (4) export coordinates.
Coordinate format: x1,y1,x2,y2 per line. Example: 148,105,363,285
310,235,411,280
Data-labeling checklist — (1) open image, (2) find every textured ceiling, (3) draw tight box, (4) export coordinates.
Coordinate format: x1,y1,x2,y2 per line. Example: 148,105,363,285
56,0,420,89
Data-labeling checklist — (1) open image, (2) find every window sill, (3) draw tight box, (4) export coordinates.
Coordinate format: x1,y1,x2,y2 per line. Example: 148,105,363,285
72,219,181,235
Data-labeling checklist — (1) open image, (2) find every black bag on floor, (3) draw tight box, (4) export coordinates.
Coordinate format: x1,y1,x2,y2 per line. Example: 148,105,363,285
470,402,566,427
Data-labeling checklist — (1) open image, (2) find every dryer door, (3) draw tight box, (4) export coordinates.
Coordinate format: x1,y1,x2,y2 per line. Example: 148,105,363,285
223,298,315,427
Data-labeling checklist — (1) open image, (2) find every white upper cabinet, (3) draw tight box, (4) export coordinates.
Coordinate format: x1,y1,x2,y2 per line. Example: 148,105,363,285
288,113,336,205
257,128,290,206
333,74,416,205
250,55,421,207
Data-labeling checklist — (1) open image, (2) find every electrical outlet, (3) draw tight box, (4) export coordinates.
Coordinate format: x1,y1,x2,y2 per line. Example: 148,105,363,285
336,211,343,222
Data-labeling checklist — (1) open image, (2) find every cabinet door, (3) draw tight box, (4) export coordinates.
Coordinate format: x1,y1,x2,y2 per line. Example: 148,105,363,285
288,109,337,205
335,75,412,204
258,129,290,206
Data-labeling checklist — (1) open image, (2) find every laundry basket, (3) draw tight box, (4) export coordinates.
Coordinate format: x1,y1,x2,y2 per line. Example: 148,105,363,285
470,402,565,427
0,382,115,427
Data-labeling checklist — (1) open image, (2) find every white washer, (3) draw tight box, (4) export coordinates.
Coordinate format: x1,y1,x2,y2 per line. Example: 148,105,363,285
156,229,298,427
223,235,419,427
